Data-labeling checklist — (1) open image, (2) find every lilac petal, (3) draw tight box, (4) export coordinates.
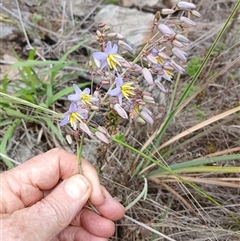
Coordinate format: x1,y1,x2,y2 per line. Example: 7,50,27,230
60,116,69,126
100,60,108,70
83,88,90,94
108,87,121,96
111,44,118,54
73,84,82,95
68,93,80,102
105,41,112,54
69,102,77,112
116,73,123,87
92,52,107,61
118,93,123,106
78,109,88,119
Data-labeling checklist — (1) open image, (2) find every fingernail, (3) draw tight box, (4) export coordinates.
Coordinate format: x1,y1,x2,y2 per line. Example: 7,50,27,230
64,175,89,200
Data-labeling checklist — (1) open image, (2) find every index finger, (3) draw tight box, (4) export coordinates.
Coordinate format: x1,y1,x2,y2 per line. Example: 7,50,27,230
3,148,105,208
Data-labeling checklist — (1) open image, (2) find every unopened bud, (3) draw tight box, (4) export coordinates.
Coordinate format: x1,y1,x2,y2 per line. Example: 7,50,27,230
172,47,187,62
132,63,142,72
163,65,174,71
158,23,175,37
97,126,110,136
140,110,154,124
98,22,106,28
146,53,158,64
96,30,102,37
143,95,155,104
180,16,196,27
115,33,124,40
161,9,175,15
155,11,161,21
118,40,133,52
177,1,196,10
142,91,151,96
101,80,110,85
191,10,201,18
90,105,100,111
88,60,93,67
114,103,128,119
172,39,184,48
79,122,93,137
171,60,185,74
175,34,190,45
66,134,73,144
142,68,154,85
95,131,110,144
106,32,117,38
155,79,167,93
157,51,170,60
136,117,146,124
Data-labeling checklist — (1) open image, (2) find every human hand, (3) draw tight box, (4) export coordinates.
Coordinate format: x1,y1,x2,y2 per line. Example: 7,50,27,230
0,148,125,241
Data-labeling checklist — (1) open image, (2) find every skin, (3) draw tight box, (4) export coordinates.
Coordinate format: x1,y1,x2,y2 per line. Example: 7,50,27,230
0,148,125,241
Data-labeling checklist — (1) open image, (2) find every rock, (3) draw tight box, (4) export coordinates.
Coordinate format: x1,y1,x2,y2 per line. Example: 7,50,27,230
121,0,164,9
94,5,155,54
64,0,95,17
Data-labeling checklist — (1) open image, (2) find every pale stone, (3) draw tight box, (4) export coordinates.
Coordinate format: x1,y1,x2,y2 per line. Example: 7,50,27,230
94,5,155,54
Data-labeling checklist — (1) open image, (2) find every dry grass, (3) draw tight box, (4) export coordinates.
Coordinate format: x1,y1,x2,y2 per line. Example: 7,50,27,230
0,0,239,240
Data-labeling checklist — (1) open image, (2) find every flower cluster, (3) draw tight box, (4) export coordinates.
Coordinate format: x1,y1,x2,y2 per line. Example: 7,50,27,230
59,1,200,144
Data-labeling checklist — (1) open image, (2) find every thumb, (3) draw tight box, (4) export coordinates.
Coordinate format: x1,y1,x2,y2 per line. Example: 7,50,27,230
18,174,91,241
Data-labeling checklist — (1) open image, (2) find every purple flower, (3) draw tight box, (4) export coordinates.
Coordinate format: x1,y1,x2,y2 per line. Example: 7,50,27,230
60,102,88,130
92,41,123,71
108,73,135,105
68,84,98,105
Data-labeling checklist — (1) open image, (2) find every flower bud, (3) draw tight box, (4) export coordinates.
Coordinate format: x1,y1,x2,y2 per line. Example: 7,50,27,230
66,134,73,145
136,117,146,124
115,33,124,39
79,123,93,137
155,11,161,21
142,68,154,85
158,23,175,37
132,64,142,72
161,9,176,15
142,91,151,96
90,105,100,111
114,103,128,119
172,39,184,48
96,30,102,37
143,95,155,104
172,47,187,62
97,126,110,136
118,40,133,52
98,22,106,28
155,79,167,93
157,51,170,60
191,10,201,18
101,80,110,85
106,32,117,38
174,34,190,45
146,53,158,64
140,109,154,124
177,1,196,10
171,60,185,74
95,131,110,144
180,16,196,27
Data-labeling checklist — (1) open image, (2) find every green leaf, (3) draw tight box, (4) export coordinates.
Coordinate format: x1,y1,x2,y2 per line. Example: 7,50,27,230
0,119,21,168
43,118,64,142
